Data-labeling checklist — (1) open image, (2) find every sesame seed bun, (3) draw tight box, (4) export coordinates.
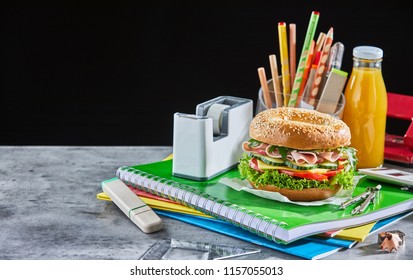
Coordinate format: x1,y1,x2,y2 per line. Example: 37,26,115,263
250,107,351,150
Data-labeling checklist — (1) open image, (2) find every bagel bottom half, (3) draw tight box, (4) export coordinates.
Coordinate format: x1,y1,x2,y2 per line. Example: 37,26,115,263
250,182,341,202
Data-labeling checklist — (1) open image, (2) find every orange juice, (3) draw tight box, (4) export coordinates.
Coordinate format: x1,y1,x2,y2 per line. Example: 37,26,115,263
342,46,387,168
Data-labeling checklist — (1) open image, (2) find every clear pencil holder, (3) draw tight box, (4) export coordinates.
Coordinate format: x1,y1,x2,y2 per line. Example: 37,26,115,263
257,79,345,119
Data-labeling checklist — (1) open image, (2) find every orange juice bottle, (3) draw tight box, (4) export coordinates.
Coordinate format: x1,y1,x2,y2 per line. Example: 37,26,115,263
342,46,387,168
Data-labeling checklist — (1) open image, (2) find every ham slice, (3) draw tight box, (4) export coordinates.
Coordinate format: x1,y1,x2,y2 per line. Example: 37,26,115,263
290,150,318,165
318,151,342,162
265,145,282,158
242,141,268,155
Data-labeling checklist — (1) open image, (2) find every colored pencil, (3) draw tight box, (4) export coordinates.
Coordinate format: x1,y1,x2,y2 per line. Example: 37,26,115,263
313,32,326,65
269,54,283,107
289,23,296,86
303,51,321,98
315,32,326,53
278,22,291,105
308,27,334,106
298,40,315,100
257,67,272,109
288,11,320,107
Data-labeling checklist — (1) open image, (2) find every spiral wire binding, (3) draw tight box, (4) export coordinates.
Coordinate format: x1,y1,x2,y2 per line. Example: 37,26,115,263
116,166,287,243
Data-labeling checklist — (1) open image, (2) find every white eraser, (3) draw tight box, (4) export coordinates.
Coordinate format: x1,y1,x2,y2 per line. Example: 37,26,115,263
102,179,163,233
316,68,348,115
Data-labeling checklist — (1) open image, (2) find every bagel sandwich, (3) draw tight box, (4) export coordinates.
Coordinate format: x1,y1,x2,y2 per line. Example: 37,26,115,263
238,107,358,202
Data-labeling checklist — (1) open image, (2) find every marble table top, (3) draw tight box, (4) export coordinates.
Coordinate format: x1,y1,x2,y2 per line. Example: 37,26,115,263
1,146,412,260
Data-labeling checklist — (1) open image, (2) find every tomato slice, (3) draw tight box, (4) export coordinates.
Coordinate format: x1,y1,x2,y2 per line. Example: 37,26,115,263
324,169,342,177
279,170,328,181
295,172,328,181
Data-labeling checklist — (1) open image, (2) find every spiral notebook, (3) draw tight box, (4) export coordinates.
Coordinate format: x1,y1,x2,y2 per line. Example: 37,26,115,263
97,186,376,243
115,159,413,244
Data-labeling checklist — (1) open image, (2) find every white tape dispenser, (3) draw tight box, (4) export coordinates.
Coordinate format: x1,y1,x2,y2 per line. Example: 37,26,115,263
172,96,253,181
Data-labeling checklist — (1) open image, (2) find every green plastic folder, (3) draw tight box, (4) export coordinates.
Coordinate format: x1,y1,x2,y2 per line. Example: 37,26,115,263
116,159,413,244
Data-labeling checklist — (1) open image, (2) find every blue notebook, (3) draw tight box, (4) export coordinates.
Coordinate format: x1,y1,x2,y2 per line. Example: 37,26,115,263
155,209,412,259
155,210,342,260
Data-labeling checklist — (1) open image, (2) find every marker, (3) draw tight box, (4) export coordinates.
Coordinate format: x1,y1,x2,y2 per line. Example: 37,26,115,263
102,179,163,233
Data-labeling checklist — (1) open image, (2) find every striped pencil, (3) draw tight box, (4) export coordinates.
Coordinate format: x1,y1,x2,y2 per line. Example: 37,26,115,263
308,27,334,106
298,40,315,100
303,51,321,98
288,11,320,107
313,32,326,64
315,32,326,53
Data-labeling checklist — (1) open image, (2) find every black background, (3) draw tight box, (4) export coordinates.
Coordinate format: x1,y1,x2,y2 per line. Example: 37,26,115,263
1,1,412,146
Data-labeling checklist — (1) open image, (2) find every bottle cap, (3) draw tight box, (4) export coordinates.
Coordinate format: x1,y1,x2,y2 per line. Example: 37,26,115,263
353,46,383,59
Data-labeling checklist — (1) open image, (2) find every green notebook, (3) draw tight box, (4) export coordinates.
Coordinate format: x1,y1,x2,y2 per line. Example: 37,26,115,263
116,159,413,244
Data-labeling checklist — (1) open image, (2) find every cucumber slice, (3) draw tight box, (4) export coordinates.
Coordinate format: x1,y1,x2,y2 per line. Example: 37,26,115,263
285,160,318,170
248,152,262,159
260,155,285,166
318,161,338,170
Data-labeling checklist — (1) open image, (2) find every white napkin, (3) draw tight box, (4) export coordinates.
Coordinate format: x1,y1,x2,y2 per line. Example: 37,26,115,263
219,175,365,206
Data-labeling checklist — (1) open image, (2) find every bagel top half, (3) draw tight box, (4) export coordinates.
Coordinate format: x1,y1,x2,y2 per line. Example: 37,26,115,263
249,107,351,150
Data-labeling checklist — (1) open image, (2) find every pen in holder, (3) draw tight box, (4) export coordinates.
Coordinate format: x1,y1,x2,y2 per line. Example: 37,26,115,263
173,96,253,181
257,78,345,119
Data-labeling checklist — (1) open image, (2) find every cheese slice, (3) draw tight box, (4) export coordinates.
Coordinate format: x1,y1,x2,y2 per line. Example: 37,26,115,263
257,159,330,173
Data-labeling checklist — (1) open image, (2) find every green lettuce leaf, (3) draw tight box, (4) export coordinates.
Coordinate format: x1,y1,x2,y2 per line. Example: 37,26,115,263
238,153,355,191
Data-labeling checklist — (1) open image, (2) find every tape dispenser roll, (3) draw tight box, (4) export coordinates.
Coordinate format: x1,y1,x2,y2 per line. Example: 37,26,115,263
206,103,230,135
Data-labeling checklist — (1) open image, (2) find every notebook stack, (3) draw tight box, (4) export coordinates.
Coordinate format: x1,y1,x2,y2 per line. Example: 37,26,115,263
98,159,413,259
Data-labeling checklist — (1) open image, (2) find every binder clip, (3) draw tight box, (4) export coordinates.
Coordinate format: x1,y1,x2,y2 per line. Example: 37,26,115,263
384,92,413,166
172,96,253,181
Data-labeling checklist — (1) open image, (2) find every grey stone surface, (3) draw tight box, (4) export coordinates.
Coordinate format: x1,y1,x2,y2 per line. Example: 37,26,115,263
0,146,412,260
